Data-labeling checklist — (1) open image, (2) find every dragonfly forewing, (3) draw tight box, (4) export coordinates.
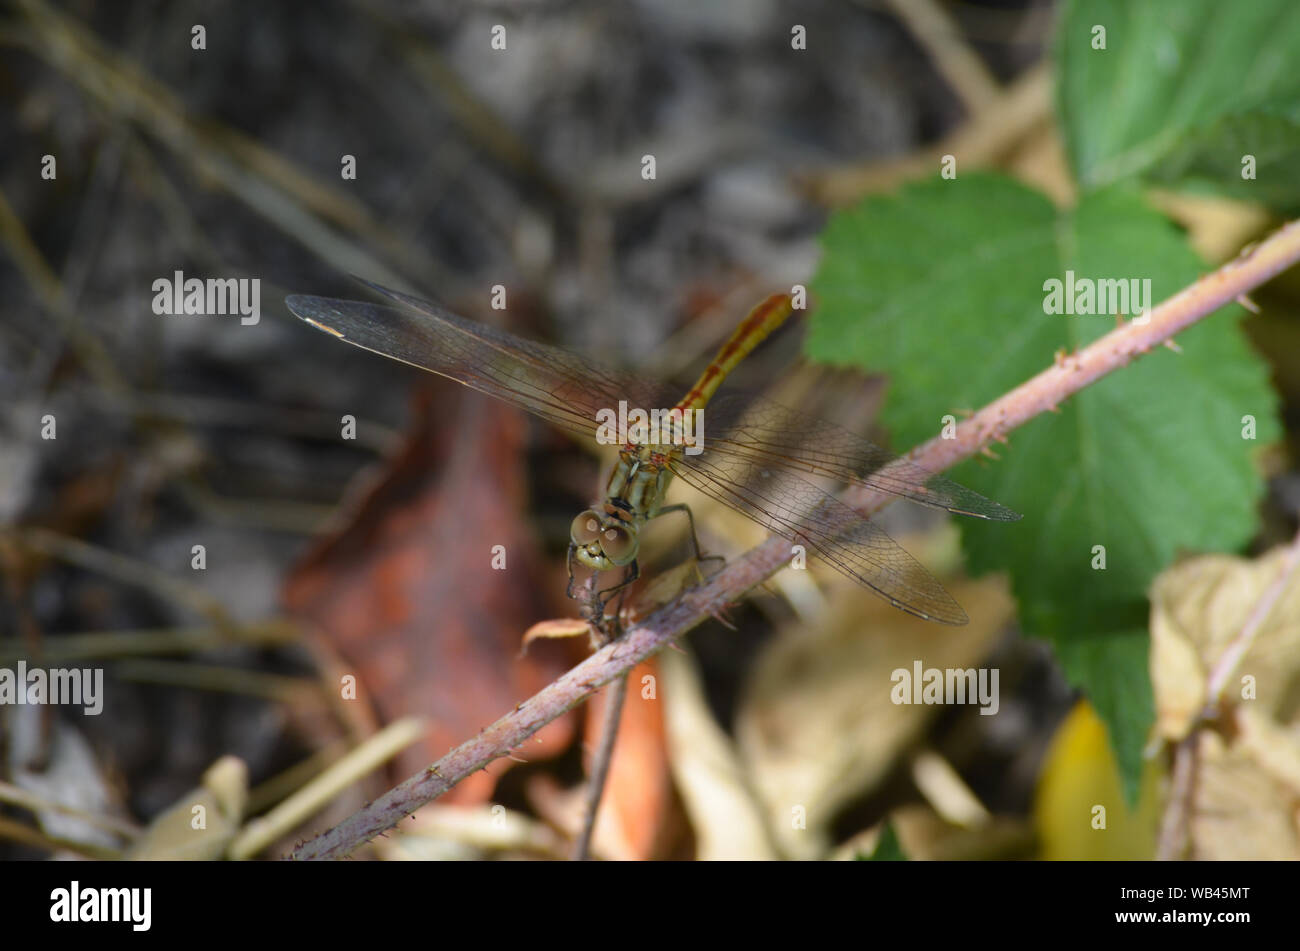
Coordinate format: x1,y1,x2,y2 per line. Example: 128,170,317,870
285,287,678,443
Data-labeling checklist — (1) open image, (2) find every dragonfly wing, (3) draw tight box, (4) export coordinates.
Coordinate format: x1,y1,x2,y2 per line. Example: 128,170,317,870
671,452,969,624
701,391,1020,521
286,287,676,441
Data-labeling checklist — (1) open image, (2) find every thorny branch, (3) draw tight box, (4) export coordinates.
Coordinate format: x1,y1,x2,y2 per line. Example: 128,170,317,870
291,217,1300,861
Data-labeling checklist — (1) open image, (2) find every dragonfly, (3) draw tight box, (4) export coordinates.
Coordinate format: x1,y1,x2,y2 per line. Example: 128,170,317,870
286,281,1019,626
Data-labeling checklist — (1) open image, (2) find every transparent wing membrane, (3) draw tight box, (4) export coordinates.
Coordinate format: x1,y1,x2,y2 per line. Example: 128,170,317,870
286,290,675,441
699,392,1019,521
671,453,968,624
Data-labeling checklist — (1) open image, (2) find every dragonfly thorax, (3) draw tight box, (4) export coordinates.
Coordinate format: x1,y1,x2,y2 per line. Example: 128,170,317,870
606,447,674,522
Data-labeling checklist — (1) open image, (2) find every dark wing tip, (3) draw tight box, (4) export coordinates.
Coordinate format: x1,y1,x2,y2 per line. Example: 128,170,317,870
284,294,349,339
978,502,1023,522
284,293,318,318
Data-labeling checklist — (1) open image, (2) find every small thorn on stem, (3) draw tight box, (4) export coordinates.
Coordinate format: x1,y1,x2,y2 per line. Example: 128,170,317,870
709,607,738,630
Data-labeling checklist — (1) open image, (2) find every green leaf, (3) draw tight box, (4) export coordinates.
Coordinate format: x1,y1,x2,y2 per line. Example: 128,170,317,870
1148,104,1300,211
808,174,1280,801
1056,0,1300,199
858,820,908,861
1054,627,1153,798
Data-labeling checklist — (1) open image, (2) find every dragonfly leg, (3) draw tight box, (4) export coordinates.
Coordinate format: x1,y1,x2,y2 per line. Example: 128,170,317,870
585,563,637,642
565,542,581,600
568,544,638,637
568,542,639,606
655,503,724,569
595,558,640,602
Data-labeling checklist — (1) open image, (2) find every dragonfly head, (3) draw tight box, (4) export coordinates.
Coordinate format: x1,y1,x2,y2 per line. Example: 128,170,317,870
570,508,638,569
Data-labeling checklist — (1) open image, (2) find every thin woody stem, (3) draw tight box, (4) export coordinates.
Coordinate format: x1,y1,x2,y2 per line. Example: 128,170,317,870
1203,521,1300,704
1156,520,1300,861
572,673,628,860
290,217,1300,861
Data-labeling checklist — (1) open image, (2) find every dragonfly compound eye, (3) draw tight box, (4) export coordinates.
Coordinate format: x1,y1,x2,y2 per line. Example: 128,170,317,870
598,525,637,565
570,511,603,546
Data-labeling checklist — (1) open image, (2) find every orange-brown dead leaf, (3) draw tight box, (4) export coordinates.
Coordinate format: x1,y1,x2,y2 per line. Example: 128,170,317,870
585,659,675,859
283,385,576,800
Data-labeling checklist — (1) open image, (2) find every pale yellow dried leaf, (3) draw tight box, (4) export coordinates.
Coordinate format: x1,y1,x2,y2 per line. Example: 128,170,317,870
1150,547,1300,740
736,575,1013,858
660,647,776,860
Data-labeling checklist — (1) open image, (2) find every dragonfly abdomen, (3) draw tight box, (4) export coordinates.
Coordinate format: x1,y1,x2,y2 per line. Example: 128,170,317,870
674,293,795,414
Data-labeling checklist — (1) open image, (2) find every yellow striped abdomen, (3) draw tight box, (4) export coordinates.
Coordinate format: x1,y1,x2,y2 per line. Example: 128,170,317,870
674,293,795,414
